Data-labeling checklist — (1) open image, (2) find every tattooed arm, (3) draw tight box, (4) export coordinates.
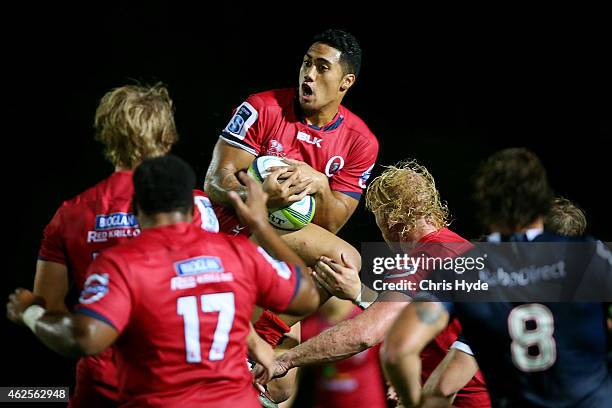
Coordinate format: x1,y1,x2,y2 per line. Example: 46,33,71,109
380,301,450,408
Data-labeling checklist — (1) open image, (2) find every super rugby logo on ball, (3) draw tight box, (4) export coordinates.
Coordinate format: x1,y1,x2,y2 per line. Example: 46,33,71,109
248,156,316,231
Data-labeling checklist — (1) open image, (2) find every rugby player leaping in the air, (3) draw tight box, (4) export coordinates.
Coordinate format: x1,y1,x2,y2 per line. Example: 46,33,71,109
205,29,380,403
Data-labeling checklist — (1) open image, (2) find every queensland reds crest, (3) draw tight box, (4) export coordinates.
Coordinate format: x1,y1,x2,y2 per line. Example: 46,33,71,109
79,273,110,304
266,139,285,156
325,156,345,177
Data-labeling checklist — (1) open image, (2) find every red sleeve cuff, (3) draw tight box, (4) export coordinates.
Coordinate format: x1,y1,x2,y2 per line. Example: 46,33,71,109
253,310,291,347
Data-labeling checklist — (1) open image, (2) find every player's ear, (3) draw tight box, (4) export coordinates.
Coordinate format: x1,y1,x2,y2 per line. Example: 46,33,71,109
339,74,356,92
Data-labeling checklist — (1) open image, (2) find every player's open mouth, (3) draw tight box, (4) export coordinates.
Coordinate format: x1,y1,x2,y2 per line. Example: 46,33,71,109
301,83,314,100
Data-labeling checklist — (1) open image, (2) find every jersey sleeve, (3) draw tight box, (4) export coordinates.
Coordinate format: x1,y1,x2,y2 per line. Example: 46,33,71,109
450,332,474,355
571,240,612,301
237,237,300,312
329,134,378,199
75,252,132,333
192,189,220,233
591,241,612,299
38,205,67,265
253,310,291,347
219,94,269,156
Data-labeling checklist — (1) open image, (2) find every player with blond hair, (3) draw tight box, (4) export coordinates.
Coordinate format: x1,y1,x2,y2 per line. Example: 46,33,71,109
32,84,219,407
256,160,490,407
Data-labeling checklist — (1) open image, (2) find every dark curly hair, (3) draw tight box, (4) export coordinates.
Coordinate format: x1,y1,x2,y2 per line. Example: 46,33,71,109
312,29,362,76
474,148,553,232
133,155,195,216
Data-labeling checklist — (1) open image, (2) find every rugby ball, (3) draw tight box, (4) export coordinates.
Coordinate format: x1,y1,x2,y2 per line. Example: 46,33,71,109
248,156,316,231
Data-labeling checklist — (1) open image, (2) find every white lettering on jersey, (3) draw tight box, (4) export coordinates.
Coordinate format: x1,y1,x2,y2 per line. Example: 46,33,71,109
224,101,258,140
171,273,234,291
86,228,141,243
297,131,323,148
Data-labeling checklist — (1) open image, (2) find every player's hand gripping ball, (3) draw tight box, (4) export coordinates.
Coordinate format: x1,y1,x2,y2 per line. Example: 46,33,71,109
248,156,315,230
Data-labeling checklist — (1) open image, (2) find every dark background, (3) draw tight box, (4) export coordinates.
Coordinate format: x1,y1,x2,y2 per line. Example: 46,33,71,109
2,2,610,404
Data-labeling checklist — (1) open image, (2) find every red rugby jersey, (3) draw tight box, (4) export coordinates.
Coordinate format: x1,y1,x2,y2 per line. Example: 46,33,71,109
77,223,300,407
301,305,387,408
37,171,219,403
383,228,491,407
39,171,219,289
216,88,379,234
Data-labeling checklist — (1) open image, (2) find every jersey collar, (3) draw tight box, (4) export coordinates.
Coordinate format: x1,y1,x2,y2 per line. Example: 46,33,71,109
293,96,344,132
487,228,544,242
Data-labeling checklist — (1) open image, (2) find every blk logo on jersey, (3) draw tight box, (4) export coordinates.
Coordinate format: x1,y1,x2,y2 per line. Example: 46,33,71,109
79,273,110,304
325,156,345,177
297,131,323,148
175,256,225,276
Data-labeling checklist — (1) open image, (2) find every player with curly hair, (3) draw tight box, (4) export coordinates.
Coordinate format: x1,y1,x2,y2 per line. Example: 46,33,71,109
255,160,490,407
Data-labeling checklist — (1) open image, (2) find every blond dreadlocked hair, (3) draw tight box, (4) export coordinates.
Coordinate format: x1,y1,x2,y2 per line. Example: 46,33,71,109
365,160,449,239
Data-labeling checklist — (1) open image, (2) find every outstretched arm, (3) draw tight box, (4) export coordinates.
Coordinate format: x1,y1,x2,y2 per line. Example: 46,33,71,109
33,260,69,313
381,301,449,408
247,323,276,385
7,288,118,358
422,348,480,403
255,300,406,383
